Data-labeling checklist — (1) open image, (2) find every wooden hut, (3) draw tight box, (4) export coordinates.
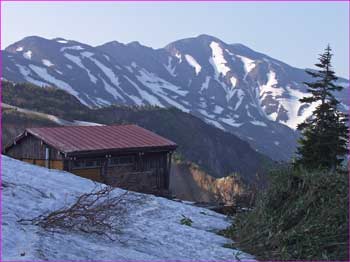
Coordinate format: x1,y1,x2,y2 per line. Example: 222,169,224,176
4,124,177,196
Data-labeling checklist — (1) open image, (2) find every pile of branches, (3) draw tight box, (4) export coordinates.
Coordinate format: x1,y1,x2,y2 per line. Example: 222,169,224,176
19,186,144,241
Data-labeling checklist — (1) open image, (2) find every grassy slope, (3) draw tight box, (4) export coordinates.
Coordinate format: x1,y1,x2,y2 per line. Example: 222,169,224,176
221,168,349,260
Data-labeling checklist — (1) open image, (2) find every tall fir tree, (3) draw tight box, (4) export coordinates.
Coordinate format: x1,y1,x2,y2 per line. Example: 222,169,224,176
295,45,348,171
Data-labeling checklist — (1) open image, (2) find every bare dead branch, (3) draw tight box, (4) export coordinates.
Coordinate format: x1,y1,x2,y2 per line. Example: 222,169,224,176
18,186,145,241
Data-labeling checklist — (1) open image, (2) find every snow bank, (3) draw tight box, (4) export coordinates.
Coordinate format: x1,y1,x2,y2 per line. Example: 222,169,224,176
2,156,254,261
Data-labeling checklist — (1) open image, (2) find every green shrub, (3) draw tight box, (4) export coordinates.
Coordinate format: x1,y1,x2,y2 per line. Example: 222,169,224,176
221,168,349,260
180,215,193,226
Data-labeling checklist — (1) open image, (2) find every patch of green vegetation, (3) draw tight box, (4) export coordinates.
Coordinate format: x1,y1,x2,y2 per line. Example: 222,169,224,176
221,168,349,260
1,81,92,121
172,152,186,164
180,215,193,226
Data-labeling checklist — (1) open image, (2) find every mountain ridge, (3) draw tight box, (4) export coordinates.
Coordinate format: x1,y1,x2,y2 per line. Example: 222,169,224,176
3,34,349,161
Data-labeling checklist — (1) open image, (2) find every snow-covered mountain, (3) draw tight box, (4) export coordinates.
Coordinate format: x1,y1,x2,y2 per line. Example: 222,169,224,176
3,35,349,160
2,155,253,260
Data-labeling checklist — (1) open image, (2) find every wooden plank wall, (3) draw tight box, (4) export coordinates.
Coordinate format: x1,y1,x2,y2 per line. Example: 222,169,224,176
22,158,64,170
6,134,63,160
65,151,172,194
6,134,173,195
72,168,102,182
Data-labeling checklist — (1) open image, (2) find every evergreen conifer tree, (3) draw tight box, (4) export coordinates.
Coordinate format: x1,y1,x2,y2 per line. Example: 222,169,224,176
295,45,348,170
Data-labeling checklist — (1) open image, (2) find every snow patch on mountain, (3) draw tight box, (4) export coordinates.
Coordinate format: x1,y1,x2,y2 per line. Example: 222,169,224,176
28,64,80,97
23,50,32,59
16,47,24,52
81,51,95,58
88,57,120,88
209,42,231,77
281,85,319,129
200,76,211,92
103,54,110,61
230,76,237,88
42,59,54,67
250,120,267,127
259,71,280,98
15,64,48,87
185,54,201,75
57,39,69,44
136,69,189,112
205,118,225,129
269,112,278,121
99,79,122,101
213,105,224,114
164,57,176,77
209,42,238,101
220,117,243,127
63,53,98,83
234,89,245,111
60,45,84,52
95,97,111,106
175,52,182,63
237,55,256,78
259,70,284,120
198,108,216,119
138,69,188,97
124,75,163,106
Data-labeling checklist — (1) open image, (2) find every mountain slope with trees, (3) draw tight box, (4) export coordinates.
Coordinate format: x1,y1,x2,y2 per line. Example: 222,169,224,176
2,80,273,184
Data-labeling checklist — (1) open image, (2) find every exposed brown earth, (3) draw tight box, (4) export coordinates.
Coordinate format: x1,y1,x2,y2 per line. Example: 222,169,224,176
170,161,248,204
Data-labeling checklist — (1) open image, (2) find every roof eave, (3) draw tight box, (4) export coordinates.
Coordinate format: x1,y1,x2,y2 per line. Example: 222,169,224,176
26,129,69,154
3,130,28,153
6,128,177,157
65,145,177,157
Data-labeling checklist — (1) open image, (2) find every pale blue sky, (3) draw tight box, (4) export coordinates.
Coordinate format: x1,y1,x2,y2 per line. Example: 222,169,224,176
2,2,349,77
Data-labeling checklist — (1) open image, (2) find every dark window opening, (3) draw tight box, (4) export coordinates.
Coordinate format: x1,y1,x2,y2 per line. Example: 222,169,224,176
109,156,134,166
72,159,102,169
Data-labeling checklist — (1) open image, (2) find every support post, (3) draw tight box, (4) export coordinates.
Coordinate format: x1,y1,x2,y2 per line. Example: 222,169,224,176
165,152,173,190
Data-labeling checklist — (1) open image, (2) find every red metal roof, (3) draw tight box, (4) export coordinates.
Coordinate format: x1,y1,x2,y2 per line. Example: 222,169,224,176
25,124,177,154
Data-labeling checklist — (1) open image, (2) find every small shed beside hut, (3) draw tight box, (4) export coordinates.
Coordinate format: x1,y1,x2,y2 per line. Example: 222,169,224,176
4,124,177,196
